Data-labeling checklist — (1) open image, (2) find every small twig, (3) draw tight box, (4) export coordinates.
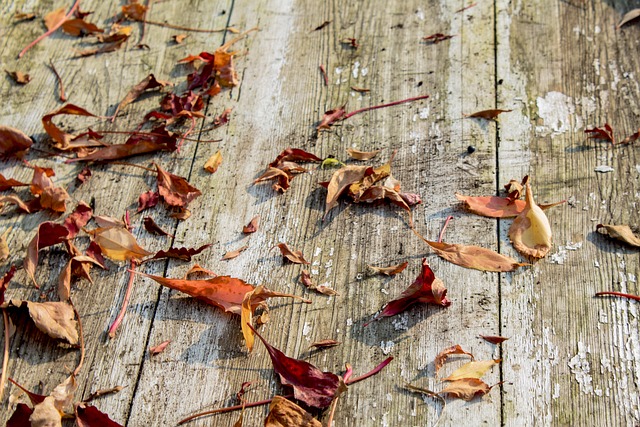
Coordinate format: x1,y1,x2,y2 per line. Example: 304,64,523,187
595,291,640,302
108,260,137,338
455,3,477,13
93,130,220,143
0,309,10,401
177,116,197,151
70,298,85,376
138,0,152,45
437,216,454,243
342,95,430,120
344,357,393,386
108,161,157,173
319,64,329,86
18,0,81,58
177,394,293,425
404,383,447,427
326,396,339,426
48,59,67,102
84,385,125,403
135,19,232,33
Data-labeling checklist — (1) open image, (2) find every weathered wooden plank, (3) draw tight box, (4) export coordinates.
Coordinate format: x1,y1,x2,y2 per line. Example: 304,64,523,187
497,0,640,425
128,0,502,425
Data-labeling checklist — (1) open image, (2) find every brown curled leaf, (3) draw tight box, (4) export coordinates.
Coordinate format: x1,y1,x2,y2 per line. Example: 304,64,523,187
4,300,78,344
222,244,249,260
420,238,526,272
465,109,512,120
112,74,172,120
41,104,103,151
367,261,408,276
149,340,171,355
346,148,381,160
155,163,201,208
149,244,211,262
204,151,222,173
480,335,509,344
0,125,33,158
86,227,152,261
596,224,640,247
5,70,31,84
317,105,347,131
143,217,173,237
618,8,640,28
61,18,104,36
276,243,310,264
265,396,322,427
440,378,495,401
243,215,260,234
434,344,475,376
309,340,341,350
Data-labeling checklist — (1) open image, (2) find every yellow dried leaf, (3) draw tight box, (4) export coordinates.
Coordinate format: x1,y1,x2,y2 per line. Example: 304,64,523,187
88,227,152,261
508,179,552,258
443,359,500,381
204,151,222,173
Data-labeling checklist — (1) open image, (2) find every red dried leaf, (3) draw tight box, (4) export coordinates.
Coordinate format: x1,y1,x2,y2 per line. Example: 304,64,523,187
61,18,103,36
155,163,201,208
249,324,345,408
143,217,173,237
465,109,512,120
222,244,249,260
422,33,454,44
585,123,615,144
317,106,347,130
86,241,107,268
269,148,323,166
75,403,123,427
276,243,310,264
368,261,408,276
309,340,341,349
0,265,17,305
149,244,211,262
41,104,103,151
0,125,33,158
255,149,321,193
137,190,160,212
456,194,565,218
149,340,171,355
480,335,509,344
112,74,172,120
24,222,69,287
340,37,359,48
6,403,33,426
243,215,260,234
29,166,69,213
0,173,28,191
367,259,450,325
76,167,92,184
213,107,232,127
622,128,640,145
434,345,474,376
63,202,92,238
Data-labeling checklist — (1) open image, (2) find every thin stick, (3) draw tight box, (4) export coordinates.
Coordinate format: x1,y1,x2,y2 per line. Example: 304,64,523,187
138,0,152,45
218,27,259,52
437,216,454,243
108,260,137,338
455,3,477,13
342,95,430,120
344,357,393,386
70,298,85,376
84,385,124,403
136,19,232,33
48,59,67,102
404,383,447,427
326,396,339,427
18,0,81,58
108,161,157,173
0,309,10,401
177,116,197,151
319,64,329,86
94,130,221,143
595,291,640,302
177,394,293,425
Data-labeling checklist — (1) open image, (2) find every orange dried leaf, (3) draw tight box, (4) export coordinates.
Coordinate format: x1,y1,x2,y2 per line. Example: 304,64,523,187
0,125,33,157
44,7,66,31
242,215,260,234
276,243,310,264
222,244,249,260
324,165,369,219
121,3,147,20
264,396,322,427
440,378,494,401
596,224,640,247
368,261,408,276
456,194,564,218
434,345,474,376
149,340,171,355
87,227,152,261
204,151,223,173
61,18,104,36
421,239,526,272
112,74,172,120
29,166,69,213
443,359,500,381
346,148,381,160
508,180,552,259
155,163,202,208
480,335,509,344
173,34,188,44
41,104,103,151
465,109,512,120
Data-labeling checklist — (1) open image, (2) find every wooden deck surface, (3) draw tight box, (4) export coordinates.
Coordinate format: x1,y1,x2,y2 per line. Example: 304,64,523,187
1,0,640,425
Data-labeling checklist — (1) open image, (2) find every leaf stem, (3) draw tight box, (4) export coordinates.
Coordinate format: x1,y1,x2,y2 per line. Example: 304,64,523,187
108,260,137,338
437,216,454,243
108,161,157,173
0,309,10,401
342,95,429,120
595,291,640,302
177,116,197,151
48,59,67,102
177,394,293,425
319,64,328,86
344,357,393,386
18,0,81,58
94,130,221,143
136,19,231,33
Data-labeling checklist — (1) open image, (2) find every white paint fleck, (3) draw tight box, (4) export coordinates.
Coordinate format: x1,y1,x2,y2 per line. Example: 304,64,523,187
419,107,430,119
594,165,614,173
311,269,319,275
346,318,353,326
386,393,392,401
599,310,608,324
361,67,368,77
552,383,560,399
325,260,333,268
352,61,360,79
329,247,334,256
536,92,579,135
568,341,594,394
381,288,389,295
392,313,409,331
302,322,312,336
335,67,342,75
594,260,600,268
594,25,601,34
314,247,322,257
380,341,395,355
550,249,568,265
415,9,425,20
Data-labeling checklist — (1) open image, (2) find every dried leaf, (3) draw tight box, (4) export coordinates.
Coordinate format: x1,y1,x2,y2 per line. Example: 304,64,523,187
94,215,125,229
321,158,345,169
324,165,369,219
367,259,450,325
112,74,172,120
440,378,494,401
41,104,103,151
313,21,332,31
222,244,249,260
249,324,346,408
422,33,454,43
264,396,322,427
184,264,217,279
465,109,512,120
64,202,93,238
350,86,370,93
480,335,509,344
76,167,92,184
149,244,211,262
87,227,152,261
0,194,35,213
255,148,322,193
276,243,310,264
434,345,474,376
300,270,338,296
455,194,565,218
143,217,173,237
4,300,78,344
137,190,160,212
14,12,36,21
58,255,103,300
421,239,526,272
61,18,104,36
368,261,408,276
25,222,69,287
0,125,33,157
122,3,147,20
44,7,66,30
29,166,69,213
204,151,222,173
0,266,17,304
508,180,552,259
443,360,500,381
75,403,123,427
155,163,201,208
170,208,191,220
346,148,381,160
5,70,31,84
317,105,347,130
149,340,171,355
596,224,640,247
622,128,640,145
242,215,260,234
6,403,33,426
0,228,10,261
618,9,640,28
172,34,188,44
213,107,233,127
77,26,131,57
585,123,615,144
309,340,341,349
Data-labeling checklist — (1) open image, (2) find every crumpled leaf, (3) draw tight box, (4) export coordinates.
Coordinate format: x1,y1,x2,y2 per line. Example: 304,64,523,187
77,25,131,57
148,244,211,262
346,148,381,160
585,123,615,144
87,227,152,261
309,339,341,349
143,217,173,237
255,148,322,193
0,125,33,158
596,224,640,247
30,375,77,427
300,270,338,296
264,396,322,427
434,345,474,376
480,335,509,344
0,266,17,304
317,105,347,130
465,109,512,120
155,163,201,208
75,403,123,427
137,190,160,212
276,243,310,264
29,166,69,213
455,194,565,218
249,324,346,408
3,300,78,344
618,9,640,28
204,150,222,173
112,74,172,120
58,255,103,300
25,222,70,287
61,18,104,36
443,360,500,381
367,259,450,325
64,202,93,238
367,261,408,276
508,179,552,259
324,165,369,219
419,238,526,272
0,194,35,213
5,70,31,84
242,215,260,234
42,104,103,151
440,378,494,401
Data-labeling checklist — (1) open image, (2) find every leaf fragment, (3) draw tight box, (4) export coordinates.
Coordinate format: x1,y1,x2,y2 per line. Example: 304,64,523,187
346,148,381,160
137,190,160,212
149,340,171,355
434,345,474,376
618,9,640,28
87,227,151,261
112,74,172,120
204,151,222,173
143,217,173,237
264,396,322,427
309,340,341,349
480,335,509,344
75,403,123,427
155,163,201,208
317,106,347,131
5,70,31,84
367,261,408,276
422,33,454,44
465,109,512,120
242,215,260,234
300,270,338,296
276,243,310,264
440,378,494,401
596,224,640,247
148,244,211,262
585,123,615,144
0,125,33,157
222,244,249,260
508,179,552,259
